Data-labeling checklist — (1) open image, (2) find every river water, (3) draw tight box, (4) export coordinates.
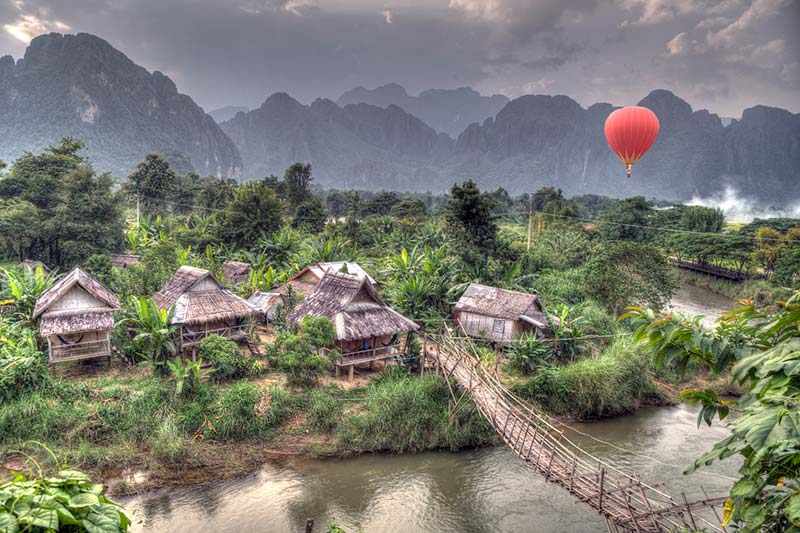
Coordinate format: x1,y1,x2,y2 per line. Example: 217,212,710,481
122,283,737,533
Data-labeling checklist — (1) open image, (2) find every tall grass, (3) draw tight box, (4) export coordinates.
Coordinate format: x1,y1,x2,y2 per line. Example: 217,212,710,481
337,368,494,452
512,338,664,420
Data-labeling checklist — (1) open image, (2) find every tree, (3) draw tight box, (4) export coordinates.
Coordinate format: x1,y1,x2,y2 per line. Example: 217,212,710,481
390,198,428,222
325,191,350,219
364,192,400,216
283,162,313,205
0,140,123,267
680,205,724,232
599,196,656,242
292,196,327,233
771,245,800,288
125,153,179,218
752,227,788,272
0,199,39,261
444,180,499,267
625,298,800,531
583,241,675,316
218,180,283,248
53,168,125,266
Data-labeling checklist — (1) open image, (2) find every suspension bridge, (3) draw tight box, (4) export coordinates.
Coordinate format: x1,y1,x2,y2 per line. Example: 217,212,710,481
425,331,731,533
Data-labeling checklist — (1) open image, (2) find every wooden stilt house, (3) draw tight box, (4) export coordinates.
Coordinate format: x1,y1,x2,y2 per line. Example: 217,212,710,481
454,283,550,343
154,266,257,355
33,267,121,363
287,271,418,381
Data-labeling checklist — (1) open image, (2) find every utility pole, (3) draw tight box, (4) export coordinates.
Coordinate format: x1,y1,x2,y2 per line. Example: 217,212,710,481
526,194,533,252
136,194,140,227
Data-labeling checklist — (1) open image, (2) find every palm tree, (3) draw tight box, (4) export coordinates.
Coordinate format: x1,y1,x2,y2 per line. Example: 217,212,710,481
120,296,179,374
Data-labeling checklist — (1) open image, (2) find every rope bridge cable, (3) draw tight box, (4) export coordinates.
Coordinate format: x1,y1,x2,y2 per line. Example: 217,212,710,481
425,329,731,532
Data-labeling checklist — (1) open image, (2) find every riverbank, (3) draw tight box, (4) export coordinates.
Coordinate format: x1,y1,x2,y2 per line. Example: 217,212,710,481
671,268,791,309
0,365,498,496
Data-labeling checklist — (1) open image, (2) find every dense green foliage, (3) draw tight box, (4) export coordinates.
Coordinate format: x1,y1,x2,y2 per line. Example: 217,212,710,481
626,296,800,532
200,334,248,381
512,338,663,419
0,466,130,532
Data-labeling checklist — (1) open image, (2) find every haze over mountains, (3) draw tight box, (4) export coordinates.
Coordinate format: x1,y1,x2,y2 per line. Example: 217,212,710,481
0,33,797,205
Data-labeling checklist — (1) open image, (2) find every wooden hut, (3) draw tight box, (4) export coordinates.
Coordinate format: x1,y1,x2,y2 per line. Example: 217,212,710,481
246,291,284,324
109,254,141,269
287,271,418,381
222,260,251,285
279,261,377,297
33,267,120,363
454,283,549,343
17,259,50,275
154,266,257,355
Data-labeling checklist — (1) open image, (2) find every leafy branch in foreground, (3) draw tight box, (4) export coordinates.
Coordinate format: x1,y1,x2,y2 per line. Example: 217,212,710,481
0,444,131,532
623,296,800,532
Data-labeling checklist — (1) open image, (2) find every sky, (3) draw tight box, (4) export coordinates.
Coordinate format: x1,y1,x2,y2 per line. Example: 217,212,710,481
0,0,797,117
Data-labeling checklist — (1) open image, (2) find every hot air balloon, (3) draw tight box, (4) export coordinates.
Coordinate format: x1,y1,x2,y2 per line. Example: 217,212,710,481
604,106,660,177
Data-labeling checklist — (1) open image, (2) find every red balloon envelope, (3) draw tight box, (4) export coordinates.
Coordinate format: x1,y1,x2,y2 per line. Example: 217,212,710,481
604,106,660,177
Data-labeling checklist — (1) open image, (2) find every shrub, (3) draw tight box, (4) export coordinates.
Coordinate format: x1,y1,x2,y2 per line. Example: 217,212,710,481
279,335,329,387
300,315,335,348
211,382,263,440
304,387,343,432
0,321,50,400
200,334,248,381
0,466,131,532
150,414,187,461
512,338,663,420
337,370,493,452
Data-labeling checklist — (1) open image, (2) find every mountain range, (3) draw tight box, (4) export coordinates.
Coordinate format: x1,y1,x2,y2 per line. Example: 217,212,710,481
0,32,798,204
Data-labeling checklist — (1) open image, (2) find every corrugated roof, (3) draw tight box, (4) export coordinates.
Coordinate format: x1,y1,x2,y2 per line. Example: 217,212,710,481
34,267,120,319
455,283,547,323
287,272,417,341
289,261,377,285
247,291,283,310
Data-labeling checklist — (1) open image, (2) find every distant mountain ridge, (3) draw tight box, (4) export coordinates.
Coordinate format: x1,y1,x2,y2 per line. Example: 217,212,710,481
208,105,250,123
230,88,799,203
337,83,509,137
0,33,241,178
0,33,797,204
220,92,452,190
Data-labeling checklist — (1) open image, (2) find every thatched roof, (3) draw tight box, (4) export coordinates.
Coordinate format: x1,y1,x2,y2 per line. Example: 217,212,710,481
287,272,418,342
33,267,120,320
17,260,50,274
109,254,141,269
154,265,256,326
280,261,377,297
455,283,548,327
222,260,251,285
40,308,114,336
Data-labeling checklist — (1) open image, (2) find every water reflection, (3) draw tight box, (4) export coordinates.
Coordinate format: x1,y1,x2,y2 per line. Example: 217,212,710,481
123,405,737,533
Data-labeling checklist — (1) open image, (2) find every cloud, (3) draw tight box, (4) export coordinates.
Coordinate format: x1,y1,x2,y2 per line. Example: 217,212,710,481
706,0,787,49
618,0,703,26
238,0,317,16
666,31,690,55
383,9,392,24
3,1,69,43
695,16,730,30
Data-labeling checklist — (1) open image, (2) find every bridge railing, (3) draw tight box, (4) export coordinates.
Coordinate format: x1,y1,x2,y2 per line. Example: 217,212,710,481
425,329,729,533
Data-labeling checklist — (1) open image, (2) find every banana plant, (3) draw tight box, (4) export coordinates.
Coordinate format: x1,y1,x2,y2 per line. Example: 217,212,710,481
119,297,179,374
2,265,56,326
166,357,204,397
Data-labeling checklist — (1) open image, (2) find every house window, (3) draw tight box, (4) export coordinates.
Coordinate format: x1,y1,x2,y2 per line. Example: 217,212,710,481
493,319,505,333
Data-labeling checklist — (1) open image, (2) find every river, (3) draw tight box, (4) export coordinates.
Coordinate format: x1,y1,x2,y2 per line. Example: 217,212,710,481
122,283,737,533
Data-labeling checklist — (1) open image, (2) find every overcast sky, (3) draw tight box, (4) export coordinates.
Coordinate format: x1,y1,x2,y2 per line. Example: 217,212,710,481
0,0,797,117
